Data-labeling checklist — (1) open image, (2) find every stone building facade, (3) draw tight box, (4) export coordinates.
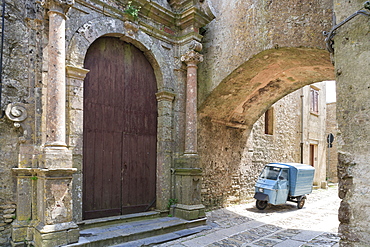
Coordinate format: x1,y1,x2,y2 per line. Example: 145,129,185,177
0,0,369,246
0,0,215,246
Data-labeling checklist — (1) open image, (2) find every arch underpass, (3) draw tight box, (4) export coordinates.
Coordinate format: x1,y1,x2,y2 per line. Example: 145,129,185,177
199,47,335,208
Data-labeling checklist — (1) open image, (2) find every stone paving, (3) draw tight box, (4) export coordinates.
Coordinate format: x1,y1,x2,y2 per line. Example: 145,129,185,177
155,184,340,247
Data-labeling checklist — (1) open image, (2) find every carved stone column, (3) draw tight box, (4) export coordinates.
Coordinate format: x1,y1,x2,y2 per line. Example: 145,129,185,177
44,0,73,150
171,43,205,220
181,46,203,155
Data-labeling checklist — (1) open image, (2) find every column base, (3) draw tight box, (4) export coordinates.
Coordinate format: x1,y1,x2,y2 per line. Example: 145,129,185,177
173,204,205,220
34,222,79,247
42,146,72,169
11,220,31,243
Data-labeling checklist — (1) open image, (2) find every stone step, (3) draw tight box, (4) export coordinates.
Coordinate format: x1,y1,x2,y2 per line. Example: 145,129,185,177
108,225,211,247
63,215,207,247
78,211,161,231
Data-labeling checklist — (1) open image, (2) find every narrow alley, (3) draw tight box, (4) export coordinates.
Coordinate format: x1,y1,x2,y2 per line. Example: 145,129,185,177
157,185,340,247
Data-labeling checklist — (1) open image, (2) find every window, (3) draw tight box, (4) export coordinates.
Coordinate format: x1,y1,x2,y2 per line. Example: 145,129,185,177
259,166,281,180
264,108,274,135
310,87,319,114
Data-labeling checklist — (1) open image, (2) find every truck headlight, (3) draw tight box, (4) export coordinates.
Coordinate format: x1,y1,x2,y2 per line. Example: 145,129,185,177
258,188,264,193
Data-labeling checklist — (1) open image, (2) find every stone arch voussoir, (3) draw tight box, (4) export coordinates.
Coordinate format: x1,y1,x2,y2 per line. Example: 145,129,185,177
66,16,174,91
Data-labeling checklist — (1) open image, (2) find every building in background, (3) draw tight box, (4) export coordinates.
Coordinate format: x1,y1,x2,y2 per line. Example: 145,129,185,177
224,82,328,205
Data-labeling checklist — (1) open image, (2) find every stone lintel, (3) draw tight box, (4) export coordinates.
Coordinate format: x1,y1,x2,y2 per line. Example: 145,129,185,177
173,203,205,220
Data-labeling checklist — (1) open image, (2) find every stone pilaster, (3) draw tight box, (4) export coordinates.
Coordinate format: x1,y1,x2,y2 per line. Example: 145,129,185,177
11,168,36,246
156,91,176,211
66,65,89,222
33,1,79,246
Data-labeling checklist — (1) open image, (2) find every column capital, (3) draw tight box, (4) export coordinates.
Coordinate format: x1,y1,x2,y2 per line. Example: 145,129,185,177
156,90,176,102
41,0,74,15
66,65,90,80
181,50,203,66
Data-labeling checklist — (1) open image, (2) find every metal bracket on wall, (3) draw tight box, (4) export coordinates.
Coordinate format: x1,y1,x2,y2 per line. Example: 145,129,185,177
323,1,370,53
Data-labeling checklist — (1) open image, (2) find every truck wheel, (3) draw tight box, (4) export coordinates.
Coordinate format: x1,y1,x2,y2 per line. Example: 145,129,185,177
297,198,305,209
256,200,268,210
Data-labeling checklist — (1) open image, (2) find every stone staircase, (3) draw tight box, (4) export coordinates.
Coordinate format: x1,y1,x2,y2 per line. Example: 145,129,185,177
63,211,209,247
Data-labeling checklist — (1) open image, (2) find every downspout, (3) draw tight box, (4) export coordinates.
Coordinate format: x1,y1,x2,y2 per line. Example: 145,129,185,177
0,0,5,118
300,92,304,164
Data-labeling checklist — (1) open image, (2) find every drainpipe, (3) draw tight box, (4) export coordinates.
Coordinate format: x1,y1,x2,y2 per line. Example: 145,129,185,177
0,0,5,118
300,92,304,164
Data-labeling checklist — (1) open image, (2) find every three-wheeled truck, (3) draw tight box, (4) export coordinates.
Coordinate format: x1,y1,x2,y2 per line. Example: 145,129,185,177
254,163,315,210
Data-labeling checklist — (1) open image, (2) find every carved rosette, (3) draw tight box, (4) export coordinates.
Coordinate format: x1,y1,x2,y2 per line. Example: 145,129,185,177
181,50,203,66
41,0,75,14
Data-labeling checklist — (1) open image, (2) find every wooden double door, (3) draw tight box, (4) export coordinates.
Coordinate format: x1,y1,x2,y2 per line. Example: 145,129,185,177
82,37,157,220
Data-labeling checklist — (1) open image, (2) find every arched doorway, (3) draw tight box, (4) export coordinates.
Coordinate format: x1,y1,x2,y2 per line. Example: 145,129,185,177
82,37,157,220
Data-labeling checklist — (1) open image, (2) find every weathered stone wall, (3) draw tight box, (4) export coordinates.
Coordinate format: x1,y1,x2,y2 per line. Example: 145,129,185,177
333,0,370,245
230,88,303,205
326,102,338,183
0,1,43,246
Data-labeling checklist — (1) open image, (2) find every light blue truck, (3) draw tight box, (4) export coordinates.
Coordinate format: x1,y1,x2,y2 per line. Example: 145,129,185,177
254,163,315,210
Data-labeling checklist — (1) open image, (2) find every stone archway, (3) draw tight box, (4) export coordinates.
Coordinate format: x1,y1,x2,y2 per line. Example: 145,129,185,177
65,17,177,222
198,47,334,208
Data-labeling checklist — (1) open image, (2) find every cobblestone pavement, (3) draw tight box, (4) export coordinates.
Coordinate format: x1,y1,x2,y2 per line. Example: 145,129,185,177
156,184,340,247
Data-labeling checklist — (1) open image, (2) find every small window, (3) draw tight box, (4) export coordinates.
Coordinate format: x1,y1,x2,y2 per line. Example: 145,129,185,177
310,88,319,114
264,108,274,135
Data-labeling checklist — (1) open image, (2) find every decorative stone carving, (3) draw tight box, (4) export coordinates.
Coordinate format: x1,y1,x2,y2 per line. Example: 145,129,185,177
40,0,74,14
181,50,203,66
189,40,203,52
5,103,28,122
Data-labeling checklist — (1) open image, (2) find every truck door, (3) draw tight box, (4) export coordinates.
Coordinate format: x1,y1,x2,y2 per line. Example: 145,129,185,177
275,168,289,204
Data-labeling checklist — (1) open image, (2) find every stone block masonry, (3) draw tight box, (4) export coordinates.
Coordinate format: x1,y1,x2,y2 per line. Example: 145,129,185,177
0,203,16,246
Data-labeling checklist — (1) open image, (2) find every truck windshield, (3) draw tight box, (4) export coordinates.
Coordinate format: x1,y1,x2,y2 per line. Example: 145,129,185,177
259,166,281,180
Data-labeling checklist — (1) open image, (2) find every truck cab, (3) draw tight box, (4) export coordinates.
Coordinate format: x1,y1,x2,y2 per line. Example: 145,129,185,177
254,163,315,210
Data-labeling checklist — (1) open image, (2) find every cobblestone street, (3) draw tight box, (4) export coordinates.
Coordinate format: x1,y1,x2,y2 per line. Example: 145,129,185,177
156,184,340,247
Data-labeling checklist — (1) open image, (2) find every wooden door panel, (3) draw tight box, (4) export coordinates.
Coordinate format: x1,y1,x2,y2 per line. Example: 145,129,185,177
83,37,157,220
